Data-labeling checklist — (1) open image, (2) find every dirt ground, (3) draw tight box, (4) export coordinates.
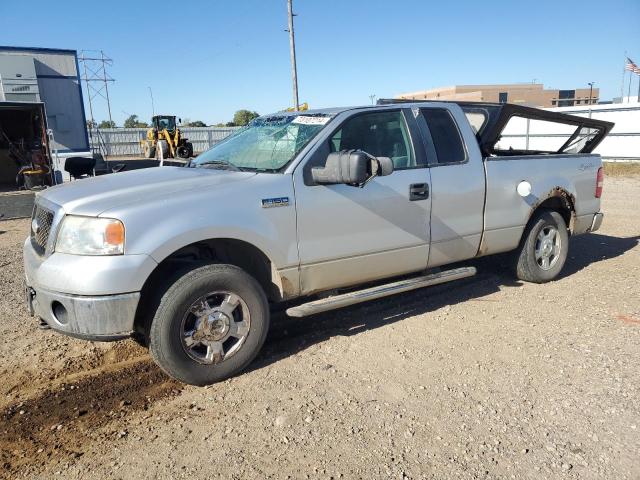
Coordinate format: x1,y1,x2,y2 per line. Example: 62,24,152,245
1,177,639,480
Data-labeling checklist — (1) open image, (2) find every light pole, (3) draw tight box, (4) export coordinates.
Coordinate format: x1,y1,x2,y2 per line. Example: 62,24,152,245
286,0,299,111
369,94,377,105
588,82,595,105
148,87,155,117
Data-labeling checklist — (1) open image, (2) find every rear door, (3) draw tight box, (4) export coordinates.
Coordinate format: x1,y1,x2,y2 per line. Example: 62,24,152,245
415,104,485,267
293,108,432,294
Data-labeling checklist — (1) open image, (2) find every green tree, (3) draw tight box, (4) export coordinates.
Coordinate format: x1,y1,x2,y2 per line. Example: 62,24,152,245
187,120,207,127
98,120,116,129
232,109,259,126
124,114,148,128
86,119,97,129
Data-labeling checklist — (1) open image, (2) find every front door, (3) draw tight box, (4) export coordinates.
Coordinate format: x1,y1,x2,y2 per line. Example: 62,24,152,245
293,108,432,295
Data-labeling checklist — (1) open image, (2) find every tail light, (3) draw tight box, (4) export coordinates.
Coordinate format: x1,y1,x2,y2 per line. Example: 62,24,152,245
595,167,604,198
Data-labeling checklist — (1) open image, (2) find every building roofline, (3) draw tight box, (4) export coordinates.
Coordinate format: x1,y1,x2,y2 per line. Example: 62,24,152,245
0,45,77,55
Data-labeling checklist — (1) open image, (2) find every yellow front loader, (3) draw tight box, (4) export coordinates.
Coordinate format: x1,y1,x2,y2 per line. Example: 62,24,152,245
140,115,193,159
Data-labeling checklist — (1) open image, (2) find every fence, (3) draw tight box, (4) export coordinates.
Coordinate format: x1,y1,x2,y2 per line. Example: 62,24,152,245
88,126,239,157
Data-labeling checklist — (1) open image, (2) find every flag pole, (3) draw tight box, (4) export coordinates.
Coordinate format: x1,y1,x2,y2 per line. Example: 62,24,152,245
628,69,633,103
621,52,627,102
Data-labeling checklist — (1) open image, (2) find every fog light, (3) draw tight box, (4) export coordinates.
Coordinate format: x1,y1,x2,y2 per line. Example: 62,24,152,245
51,301,69,325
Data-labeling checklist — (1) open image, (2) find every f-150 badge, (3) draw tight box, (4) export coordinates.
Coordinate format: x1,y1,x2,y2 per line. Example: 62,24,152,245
262,197,290,208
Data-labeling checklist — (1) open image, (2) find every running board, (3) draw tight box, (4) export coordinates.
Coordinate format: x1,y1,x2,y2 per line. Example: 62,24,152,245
286,266,477,318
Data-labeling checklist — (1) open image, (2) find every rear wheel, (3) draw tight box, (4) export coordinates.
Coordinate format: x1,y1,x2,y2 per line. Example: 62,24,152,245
514,210,569,283
149,264,269,386
176,144,190,159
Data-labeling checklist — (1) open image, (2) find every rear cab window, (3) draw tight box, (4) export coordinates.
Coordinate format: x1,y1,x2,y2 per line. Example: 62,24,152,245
420,108,467,165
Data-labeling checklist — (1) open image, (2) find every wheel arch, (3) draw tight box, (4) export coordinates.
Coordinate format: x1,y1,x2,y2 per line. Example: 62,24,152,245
524,186,576,238
132,237,292,343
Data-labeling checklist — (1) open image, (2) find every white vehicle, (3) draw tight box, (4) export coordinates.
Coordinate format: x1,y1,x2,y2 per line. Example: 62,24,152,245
24,101,612,385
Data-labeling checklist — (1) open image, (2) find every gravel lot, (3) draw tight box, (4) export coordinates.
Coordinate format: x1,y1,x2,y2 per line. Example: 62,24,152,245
1,177,639,480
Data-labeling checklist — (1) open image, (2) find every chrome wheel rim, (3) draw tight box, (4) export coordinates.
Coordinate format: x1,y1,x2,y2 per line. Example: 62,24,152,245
180,291,250,365
534,226,561,270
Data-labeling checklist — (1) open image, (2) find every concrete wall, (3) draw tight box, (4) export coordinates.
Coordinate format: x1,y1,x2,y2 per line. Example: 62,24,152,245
89,127,239,157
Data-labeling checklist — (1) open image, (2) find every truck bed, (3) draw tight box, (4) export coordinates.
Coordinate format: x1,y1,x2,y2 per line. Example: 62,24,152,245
481,153,602,256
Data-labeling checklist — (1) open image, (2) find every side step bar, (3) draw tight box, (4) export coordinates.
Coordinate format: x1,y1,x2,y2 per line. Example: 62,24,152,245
286,266,477,318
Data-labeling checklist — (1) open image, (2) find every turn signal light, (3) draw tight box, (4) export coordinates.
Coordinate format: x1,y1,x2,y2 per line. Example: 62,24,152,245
105,221,125,246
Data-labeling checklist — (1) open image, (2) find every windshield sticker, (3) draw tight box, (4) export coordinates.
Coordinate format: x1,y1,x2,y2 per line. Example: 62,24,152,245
292,116,330,125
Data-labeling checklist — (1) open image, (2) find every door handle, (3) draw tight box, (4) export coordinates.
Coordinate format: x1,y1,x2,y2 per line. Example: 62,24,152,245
409,183,429,201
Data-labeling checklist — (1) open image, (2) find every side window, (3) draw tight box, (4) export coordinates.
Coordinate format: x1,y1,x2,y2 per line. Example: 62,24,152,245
421,108,466,165
329,111,420,169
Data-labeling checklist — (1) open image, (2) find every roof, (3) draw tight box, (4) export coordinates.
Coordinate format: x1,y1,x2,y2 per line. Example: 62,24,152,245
0,46,77,55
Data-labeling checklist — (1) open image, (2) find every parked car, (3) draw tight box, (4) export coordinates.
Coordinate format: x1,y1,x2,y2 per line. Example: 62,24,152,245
23,101,612,385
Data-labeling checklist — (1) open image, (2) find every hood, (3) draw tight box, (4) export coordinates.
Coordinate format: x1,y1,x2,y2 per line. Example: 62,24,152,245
39,166,255,216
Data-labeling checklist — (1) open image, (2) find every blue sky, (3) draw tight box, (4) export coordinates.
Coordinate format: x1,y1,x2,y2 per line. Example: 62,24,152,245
2,0,639,125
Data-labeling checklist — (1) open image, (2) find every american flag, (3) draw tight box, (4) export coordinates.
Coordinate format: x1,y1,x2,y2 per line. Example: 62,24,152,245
626,57,640,74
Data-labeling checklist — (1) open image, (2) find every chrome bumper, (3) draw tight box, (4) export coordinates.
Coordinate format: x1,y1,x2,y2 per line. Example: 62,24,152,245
27,286,139,341
590,212,604,232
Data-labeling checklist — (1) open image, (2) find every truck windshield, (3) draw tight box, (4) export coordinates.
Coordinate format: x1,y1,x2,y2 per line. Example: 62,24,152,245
192,114,332,171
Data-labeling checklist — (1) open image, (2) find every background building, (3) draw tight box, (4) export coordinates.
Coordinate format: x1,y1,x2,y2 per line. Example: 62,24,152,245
397,83,600,107
0,46,90,155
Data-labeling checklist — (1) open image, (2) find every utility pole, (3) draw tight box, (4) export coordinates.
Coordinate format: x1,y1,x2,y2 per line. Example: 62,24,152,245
286,0,299,111
588,82,594,105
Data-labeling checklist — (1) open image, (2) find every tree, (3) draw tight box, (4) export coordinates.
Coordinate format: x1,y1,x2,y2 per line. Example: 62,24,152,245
86,119,97,129
98,120,116,129
232,109,259,126
187,120,207,127
124,114,148,128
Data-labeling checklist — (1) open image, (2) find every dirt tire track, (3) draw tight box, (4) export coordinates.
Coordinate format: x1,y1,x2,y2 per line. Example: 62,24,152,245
1,360,181,479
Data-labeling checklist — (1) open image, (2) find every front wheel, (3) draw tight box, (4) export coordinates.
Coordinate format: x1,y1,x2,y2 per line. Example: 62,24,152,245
514,210,569,283
149,264,269,386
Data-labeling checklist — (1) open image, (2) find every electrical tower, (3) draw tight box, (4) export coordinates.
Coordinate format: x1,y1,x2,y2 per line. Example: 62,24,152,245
78,50,115,126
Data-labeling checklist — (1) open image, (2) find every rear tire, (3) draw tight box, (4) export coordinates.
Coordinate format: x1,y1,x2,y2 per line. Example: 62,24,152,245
176,145,190,159
149,264,269,386
514,210,569,283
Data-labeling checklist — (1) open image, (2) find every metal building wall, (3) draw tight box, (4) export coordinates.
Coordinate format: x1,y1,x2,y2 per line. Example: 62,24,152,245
0,47,89,154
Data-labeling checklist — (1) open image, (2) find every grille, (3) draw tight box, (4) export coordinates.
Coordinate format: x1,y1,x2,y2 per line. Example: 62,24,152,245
31,205,54,254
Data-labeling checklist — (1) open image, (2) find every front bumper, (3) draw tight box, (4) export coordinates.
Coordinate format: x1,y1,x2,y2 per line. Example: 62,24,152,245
23,236,157,341
27,286,139,341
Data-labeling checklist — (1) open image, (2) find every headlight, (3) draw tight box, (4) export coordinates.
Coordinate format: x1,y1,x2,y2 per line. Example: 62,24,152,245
55,216,125,255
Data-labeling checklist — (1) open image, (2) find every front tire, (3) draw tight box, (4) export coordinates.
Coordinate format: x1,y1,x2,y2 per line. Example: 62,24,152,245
149,264,269,386
514,210,569,283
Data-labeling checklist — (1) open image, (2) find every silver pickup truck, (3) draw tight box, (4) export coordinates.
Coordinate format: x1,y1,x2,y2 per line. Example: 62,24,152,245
23,101,612,385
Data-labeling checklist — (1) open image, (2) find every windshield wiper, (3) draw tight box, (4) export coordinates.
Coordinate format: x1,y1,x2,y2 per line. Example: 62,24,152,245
195,159,242,171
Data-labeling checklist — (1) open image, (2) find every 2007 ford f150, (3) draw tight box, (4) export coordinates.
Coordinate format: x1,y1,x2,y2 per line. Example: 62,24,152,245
23,101,613,385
